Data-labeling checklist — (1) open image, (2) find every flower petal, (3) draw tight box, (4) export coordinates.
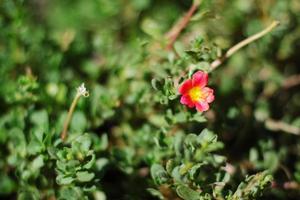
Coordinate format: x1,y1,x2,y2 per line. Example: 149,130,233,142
179,79,192,95
202,87,215,103
180,95,194,108
192,71,208,88
195,101,209,112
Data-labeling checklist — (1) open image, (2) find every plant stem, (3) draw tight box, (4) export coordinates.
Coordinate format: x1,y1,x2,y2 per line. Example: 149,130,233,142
61,83,89,141
265,118,300,136
165,0,202,50
282,74,300,89
210,21,280,70
283,181,300,190
61,93,81,141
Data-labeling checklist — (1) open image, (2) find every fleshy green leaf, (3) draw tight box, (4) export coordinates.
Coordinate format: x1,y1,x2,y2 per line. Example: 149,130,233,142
176,184,200,200
76,171,95,182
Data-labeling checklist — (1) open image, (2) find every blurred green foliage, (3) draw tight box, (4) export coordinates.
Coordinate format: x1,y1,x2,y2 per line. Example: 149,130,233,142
0,0,300,199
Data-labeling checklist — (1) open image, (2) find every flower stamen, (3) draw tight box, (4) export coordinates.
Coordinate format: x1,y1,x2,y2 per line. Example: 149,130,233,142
189,87,203,102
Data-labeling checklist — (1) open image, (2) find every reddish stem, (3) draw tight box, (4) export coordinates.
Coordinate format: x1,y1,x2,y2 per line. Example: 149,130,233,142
165,2,199,50
282,74,300,89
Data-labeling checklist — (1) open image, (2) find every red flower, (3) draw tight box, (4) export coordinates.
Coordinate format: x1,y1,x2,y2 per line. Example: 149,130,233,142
179,71,214,112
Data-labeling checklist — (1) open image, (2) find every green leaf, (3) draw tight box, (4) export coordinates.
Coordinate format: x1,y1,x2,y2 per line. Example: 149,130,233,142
18,187,40,200
0,174,16,194
76,171,95,182
8,128,26,158
150,164,169,185
263,152,279,172
93,191,107,200
198,129,217,144
189,163,205,180
70,111,87,132
27,139,43,155
232,171,273,200
166,159,176,175
30,110,49,133
56,175,75,185
171,166,182,182
72,134,92,153
31,155,44,171
96,158,109,171
147,188,164,200
190,113,207,123
83,152,96,169
151,78,163,91
176,184,200,200
99,134,108,151
59,186,86,200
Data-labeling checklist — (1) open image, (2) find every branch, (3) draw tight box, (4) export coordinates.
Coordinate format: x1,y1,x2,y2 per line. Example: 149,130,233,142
210,21,280,70
283,181,300,190
265,118,300,136
272,181,300,190
282,74,300,89
165,0,202,50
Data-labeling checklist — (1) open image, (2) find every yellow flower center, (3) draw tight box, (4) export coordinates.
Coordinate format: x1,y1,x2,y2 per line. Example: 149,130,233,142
189,87,203,102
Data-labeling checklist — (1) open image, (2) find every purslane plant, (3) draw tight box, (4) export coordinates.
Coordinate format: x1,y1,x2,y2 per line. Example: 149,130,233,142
148,129,273,200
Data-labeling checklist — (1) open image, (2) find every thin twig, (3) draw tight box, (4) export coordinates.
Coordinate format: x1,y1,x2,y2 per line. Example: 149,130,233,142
265,118,300,136
61,83,89,141
165,0,202,50
210,21,280,70
282,74,300,89
283,181,300,190
272,181,300,190
61,93,81,141
175,21,279,87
